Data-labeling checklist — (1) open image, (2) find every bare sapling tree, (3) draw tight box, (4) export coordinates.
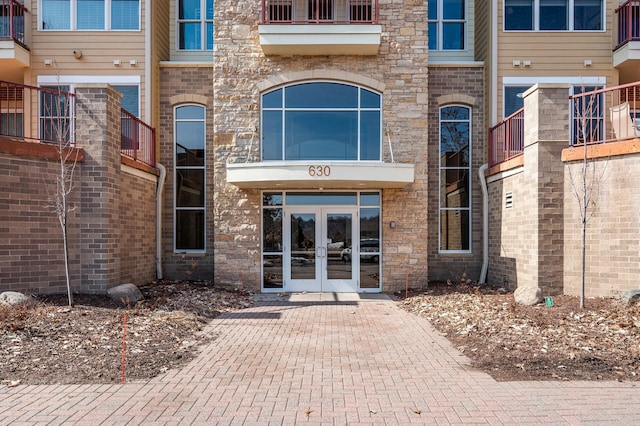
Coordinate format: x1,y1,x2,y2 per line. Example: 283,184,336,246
45,73,78,307
569,86,608,309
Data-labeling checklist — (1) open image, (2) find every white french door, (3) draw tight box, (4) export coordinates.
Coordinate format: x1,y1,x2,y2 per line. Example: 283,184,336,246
285,207,357,292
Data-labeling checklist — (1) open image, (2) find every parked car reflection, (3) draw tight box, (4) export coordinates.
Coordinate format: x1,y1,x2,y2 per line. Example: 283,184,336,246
340,238,379,263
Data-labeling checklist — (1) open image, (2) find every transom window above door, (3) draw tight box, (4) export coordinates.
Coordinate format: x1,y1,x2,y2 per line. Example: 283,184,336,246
261,82,382,161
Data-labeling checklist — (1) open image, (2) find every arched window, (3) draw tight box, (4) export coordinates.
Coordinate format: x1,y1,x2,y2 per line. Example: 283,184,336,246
439,105,471,252
174,104,206,252
261,82,381,161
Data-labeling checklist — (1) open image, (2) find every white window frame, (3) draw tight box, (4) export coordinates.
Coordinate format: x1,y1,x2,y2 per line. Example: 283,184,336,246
38,84,75,143
174,103,207,253
428,0,467,51
39,0,141,31
177,0,214,51
38,75,141,118
503,0,605,32
438,104,472,254
502,76,606,142
260,81,383,162
37,75,140,146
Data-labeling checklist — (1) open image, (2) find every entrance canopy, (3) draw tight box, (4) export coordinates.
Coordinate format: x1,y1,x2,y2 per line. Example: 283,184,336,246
226,161,414,189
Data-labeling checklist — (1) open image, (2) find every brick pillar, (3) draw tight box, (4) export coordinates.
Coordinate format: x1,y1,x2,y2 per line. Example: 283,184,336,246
520,84,569,295
75,84,122,293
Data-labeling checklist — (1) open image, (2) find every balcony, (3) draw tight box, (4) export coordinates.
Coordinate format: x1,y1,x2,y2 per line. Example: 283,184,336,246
0,80,156,168
488,108,524,168
121,108,156,168
569,81,640,145
0,0,30,74
489,82,640,168
258,0,382,56
613,1,640,82
0,80,75,145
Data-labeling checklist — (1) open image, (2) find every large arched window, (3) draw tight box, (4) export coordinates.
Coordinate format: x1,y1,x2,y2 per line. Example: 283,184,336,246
261,82,382,161
174,104,206,252
439,105,471,252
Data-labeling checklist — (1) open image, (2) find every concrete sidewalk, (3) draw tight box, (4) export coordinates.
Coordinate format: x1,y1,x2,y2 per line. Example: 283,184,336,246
1,293,639,425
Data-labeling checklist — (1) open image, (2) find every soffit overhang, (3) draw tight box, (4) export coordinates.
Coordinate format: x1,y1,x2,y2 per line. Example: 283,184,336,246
258,24,382,56
226,161,415,189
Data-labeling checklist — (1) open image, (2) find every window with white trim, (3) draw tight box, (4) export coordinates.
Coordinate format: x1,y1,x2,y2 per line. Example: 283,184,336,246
439,105,471,252
503,82,604,143
571,85,604,144
504,85,531,117
261,82,382,161
41,0,140,30
428,0,466,50
39,85,74,143
178,0,214,50
504,0,603,31
174,104,206,252
112,85,139,117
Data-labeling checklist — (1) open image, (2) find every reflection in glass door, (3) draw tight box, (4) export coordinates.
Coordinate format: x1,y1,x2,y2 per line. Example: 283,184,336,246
326,213,352,280
262,191,381,293
290,213,318,281
286,208,356,292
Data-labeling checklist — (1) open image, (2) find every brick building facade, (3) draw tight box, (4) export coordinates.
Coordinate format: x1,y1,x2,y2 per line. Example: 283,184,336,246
0,86,159,294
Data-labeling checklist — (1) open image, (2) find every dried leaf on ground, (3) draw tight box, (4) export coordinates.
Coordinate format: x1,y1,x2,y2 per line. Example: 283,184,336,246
399,282,640,381
0,281,253,385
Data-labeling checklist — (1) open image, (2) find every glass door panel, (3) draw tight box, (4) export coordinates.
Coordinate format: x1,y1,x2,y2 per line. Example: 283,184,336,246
325,213,352,280
290,213,316,280
359,207,380,290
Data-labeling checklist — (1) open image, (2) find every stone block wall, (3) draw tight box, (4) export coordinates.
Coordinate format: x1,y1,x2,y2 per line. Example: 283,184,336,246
214,0,431,292
486,84,568,295
521,84,568,295
485,84,640,298
158,64,214,281
564,153,640,297
486,166,525,289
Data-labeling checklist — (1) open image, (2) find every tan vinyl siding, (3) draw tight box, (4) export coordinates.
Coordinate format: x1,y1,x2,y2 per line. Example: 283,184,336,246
28,1,148,121
151,0,171,129
154,0,171,62
474,0,491,153
495,0,618,120
474,0,490,63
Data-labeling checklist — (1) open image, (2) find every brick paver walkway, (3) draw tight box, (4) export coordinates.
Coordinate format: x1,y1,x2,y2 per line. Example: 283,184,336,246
2,293,639,425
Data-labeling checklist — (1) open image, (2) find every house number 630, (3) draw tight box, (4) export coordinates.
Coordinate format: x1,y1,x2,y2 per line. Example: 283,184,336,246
308,165,331,177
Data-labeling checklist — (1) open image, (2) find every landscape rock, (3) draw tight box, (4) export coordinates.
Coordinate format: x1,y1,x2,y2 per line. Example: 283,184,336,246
107,283,143,306
0,291,33,307
513,285,542,306
618,289,640,306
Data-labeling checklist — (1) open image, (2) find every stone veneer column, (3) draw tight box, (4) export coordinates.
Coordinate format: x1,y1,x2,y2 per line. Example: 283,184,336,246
520,84,569,295
74,84,122,293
